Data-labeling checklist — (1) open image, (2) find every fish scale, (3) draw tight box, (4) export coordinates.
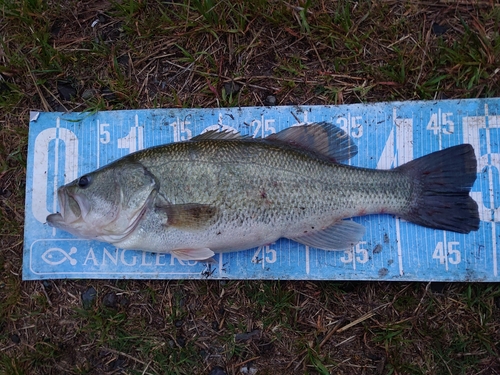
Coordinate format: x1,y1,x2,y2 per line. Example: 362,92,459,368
142,140,405,227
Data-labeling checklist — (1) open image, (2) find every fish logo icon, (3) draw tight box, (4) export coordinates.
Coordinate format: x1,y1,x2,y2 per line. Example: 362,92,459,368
42,247,77,266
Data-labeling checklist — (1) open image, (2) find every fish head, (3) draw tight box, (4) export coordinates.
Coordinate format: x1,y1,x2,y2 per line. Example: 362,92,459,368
46,161,158,243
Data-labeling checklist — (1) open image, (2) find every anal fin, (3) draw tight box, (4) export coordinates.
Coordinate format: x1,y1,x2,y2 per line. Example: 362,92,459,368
288,220,366,250
171,247,215,261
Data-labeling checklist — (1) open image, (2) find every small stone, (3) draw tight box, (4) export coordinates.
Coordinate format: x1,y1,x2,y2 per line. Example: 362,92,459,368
176,336,186,347
373,244,383,254
103,292,117,308
119,296,129,307
11,334,20,344
81,88,97,100
209,366,227,375
117,55,130,67
264,95,276,106
174,320,183,328
223,82,241,96
0,188,11,198
82,286,97,309
57,80,77,101
431,23,449,36
101,86,117,101
98,14,108,23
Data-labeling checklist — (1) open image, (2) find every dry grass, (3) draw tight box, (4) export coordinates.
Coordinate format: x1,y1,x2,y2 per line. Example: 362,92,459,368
1,0,500,374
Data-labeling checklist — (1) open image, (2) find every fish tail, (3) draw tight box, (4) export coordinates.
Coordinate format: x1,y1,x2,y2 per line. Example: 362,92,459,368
395,144,480,234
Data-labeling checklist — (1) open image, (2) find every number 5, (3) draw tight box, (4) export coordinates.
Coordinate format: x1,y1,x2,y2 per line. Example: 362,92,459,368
99,122,110,144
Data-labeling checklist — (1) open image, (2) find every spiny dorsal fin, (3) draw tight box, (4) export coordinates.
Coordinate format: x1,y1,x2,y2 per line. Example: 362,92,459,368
191,129,245,141
266,122,358,163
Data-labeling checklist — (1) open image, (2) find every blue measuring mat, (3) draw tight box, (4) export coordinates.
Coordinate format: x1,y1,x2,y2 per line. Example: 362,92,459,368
23,99,500,281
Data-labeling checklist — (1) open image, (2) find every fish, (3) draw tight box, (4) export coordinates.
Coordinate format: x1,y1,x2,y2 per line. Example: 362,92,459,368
46,122,480,261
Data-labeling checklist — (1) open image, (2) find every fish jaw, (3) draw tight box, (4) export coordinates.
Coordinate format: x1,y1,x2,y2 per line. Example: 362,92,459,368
46,211,95,239
46,187,79,230
45,212,65,230
46,186,105,239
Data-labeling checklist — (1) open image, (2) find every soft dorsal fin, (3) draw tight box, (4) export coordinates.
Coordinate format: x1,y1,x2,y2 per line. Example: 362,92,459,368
266,122,358,163
191,129,245,141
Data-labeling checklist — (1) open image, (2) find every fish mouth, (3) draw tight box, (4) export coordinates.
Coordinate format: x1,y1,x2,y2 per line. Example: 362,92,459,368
46,187,86,227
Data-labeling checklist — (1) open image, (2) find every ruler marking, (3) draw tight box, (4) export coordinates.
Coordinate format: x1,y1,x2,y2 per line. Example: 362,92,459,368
395,217,403,276
219,252,224,275
51,117,61,237
484,104,498,277
96,119,100,169
305,246,310,275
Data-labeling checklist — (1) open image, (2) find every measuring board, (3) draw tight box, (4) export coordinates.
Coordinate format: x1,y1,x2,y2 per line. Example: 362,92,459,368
23,99,500,281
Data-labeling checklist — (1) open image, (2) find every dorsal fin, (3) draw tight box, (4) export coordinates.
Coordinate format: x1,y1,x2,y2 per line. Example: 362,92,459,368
191,129,245,141
266,122,358,163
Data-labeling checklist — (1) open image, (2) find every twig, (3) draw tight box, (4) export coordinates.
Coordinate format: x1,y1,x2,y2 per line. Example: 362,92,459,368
26,63,51,112
234,356,260,368
337,311,376,333
318,318,346,348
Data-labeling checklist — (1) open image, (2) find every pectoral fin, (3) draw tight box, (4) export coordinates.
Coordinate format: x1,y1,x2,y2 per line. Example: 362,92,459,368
171,247,215,261
155,199,218,230
288,220,366,250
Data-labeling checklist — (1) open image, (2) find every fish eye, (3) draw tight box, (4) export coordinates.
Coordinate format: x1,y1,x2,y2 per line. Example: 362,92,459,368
77,175,91,188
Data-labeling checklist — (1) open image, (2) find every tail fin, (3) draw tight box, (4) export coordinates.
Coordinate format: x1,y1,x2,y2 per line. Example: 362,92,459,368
395,144,480,234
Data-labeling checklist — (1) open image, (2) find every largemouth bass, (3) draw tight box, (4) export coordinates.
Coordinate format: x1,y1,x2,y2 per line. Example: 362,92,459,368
46,122,480,261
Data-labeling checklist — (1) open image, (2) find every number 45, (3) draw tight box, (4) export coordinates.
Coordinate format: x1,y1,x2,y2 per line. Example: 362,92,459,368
426,111,454,135
432,241,461,265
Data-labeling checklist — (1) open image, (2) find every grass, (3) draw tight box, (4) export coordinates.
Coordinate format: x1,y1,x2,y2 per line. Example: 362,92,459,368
1,0,500,374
